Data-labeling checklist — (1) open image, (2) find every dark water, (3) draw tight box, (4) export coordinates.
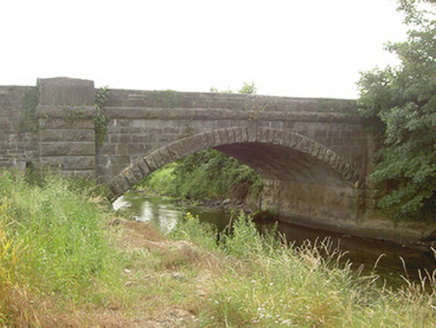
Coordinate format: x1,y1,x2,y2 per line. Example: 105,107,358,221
113,192,436,284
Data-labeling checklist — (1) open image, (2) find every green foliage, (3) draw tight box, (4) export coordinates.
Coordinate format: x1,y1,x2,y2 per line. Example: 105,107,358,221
18,87,39,133
152,90,181,108
219,212,280,258
210,81,257,94
238,82,257,95
144,149,263,201
357,0,436,221
94,86,110,148
0,170,124,324
170,212,218,250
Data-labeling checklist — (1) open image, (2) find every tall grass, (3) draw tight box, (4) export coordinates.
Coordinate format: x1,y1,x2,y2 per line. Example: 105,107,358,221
2,169,435,326
171,211,436,327
0,170,123,326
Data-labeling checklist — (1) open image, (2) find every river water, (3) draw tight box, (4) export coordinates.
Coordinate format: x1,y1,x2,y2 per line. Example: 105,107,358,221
113,192,436,283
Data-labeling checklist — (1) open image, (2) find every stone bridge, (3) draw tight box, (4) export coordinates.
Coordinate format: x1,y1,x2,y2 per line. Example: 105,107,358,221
0,77,375,234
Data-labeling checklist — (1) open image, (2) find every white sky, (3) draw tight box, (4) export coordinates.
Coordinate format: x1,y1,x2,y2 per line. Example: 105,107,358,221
1,0,408,99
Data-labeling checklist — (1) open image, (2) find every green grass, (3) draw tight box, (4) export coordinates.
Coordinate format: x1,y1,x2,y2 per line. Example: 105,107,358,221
0,170,128,326
1,169,435,327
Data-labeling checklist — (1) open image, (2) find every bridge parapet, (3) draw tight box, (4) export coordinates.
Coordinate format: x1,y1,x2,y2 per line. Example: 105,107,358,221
105,88,358,113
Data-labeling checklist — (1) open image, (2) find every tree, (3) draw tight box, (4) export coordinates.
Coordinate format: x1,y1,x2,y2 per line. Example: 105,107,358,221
357,0,436,221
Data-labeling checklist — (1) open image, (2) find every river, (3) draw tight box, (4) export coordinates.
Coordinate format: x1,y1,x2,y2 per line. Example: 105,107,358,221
113,191,436,284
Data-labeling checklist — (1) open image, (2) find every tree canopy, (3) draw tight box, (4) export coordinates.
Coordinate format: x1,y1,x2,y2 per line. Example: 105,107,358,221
357,0,436,221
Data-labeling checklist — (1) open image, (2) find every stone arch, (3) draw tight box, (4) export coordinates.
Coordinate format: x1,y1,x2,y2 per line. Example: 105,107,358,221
107,126,361,198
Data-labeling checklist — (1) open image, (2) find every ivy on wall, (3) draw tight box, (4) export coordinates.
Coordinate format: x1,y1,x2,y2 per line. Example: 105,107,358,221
94,86,110,148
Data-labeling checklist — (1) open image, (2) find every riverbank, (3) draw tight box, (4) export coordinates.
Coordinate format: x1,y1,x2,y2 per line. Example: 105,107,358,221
150,190,436,257
1,171,436,326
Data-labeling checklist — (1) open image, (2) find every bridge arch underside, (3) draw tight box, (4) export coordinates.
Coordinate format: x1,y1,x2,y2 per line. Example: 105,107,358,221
216,142,361,228
108,128,363,231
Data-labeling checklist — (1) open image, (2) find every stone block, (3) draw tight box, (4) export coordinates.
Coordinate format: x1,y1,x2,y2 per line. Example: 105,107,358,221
158,148,172,166
187,134,208,153
39,118,95,129
126,143,150,156
122,166,138,186
297,137,312,154
39,143,69,157
38,156,94,171
130,163,144,181
145,154,158,172
38,77,95,106
64,156,95,170
150,150,164,168
164,143,182,161
37,105,96,119
111,174,130,194
310,142,321,158
39,142,95,156
136,157,151,177
69,142,96,156
232,126,242,143
39,129,95,142
108,178,125,197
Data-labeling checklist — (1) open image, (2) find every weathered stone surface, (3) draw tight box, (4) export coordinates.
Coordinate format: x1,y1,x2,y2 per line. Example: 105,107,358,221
37,105,96,119
136,157,151,177
38,77,94,106
39,142,95,156
39,129,95,142
122,166,138,186
38,117,95,129
39,156,95,170
1,78,379,238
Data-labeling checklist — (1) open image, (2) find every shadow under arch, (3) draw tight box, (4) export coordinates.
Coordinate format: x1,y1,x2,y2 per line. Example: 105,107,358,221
107,126,361,198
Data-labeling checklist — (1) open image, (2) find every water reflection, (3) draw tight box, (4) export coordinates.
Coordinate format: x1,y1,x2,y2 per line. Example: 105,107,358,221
113,192,229,234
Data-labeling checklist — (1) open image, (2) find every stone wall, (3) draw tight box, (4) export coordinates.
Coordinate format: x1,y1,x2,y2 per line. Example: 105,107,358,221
97,89,365,185
0,85,38,169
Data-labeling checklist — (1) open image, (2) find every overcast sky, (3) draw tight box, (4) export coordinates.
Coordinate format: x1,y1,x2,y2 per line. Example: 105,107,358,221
1,0,407,99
